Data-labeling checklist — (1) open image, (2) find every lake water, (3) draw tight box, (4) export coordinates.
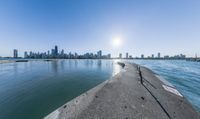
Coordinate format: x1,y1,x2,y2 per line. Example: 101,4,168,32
131,60,200,112
0,59,121,119
0,59,199,119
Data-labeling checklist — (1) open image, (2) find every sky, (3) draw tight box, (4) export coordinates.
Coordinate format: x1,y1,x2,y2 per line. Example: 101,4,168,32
0,0,200,57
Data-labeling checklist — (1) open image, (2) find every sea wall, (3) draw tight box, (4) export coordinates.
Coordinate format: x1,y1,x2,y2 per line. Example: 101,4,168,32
44,62,200,119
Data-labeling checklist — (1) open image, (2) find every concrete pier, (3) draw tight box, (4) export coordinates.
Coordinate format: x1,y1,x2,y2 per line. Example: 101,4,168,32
44,62,200,119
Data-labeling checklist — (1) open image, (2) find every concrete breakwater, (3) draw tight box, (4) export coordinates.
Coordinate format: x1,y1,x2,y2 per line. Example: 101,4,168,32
44,62,200,119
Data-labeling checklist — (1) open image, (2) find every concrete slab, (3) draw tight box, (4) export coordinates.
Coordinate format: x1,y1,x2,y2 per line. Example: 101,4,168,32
44,62,200,119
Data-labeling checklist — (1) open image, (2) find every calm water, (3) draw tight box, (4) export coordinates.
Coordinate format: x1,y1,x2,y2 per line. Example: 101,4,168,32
132,60,200,112
0,59,121,119
0,59,199,119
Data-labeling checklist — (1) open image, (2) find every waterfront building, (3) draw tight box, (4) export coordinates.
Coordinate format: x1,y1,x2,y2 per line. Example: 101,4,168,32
51,49,55,56
119,53,122,59
24,51,28,58
158,52,161,58
75,53,78,58
141,54,144,59
107,54,111,59
47,50,50,56
13,49,18,58
97,50,102,58
164,55,169,59
180,54,186,58
126,53,128,59
152,54,154,58
55,45,58,56
61,49,64,58
29,51,33,58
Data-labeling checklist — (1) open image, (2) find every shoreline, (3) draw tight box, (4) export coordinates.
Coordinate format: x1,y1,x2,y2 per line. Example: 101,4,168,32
0,58,196,64
44,62,200,119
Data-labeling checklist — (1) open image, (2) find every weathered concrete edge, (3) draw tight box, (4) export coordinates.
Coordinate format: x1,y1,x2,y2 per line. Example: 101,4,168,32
44,62,200,119
44,68,123,119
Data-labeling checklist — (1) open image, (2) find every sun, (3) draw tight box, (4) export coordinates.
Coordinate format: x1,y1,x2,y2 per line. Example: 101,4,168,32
112,37,121,47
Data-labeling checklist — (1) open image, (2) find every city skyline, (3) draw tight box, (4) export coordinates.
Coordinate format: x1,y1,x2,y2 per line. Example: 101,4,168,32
0,45,189,59
0,0,200,57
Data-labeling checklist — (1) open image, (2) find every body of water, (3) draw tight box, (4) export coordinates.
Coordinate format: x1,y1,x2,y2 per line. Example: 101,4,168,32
0,59,121,119
0,59,199,119
132,60,200,112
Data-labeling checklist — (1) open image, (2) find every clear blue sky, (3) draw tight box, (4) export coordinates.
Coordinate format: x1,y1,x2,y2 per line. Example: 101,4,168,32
0,0,200,57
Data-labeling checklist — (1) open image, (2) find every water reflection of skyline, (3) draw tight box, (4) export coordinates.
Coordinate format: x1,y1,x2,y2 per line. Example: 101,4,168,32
0,59,120,119
48,59,121,75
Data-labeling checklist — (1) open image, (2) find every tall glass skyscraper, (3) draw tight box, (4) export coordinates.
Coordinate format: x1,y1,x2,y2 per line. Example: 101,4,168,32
13,49,18,58
55,45,58,56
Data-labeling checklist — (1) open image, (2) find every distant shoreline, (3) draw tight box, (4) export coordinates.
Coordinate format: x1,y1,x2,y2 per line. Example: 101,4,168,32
1,58,199,64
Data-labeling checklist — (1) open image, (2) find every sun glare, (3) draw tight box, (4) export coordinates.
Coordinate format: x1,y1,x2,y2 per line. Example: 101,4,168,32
112,38,121,47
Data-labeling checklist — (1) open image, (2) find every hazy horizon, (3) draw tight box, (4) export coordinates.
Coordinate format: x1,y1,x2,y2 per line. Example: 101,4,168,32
0,0,200,57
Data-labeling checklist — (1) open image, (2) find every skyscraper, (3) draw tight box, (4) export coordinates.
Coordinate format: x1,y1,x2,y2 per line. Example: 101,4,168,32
126,53,128,59
152,54,154,58
55,45,58,56
97,50,102,58
75,53,78,59
47,50,50,56
141,54,144,59
13,49,18,58
107,54,111,59
61,49,64,55
119,53,122,59
24,51,28,58
158,52,161,58
51,49,55,56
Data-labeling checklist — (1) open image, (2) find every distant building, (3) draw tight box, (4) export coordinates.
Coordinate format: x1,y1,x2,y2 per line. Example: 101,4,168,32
119,53,122,59
172,54,186,59
97,50,102,58
69,52,72,59
24,51,28,58
107,54,111,59
151,54,154,58
47,50,50,56
29,51,33,58
61,49,64,55
180,54,186,59
13,49,18,58
158,52,161,58
126,53,128,59
51,49,55,56
55,45,58,56
141,54,144,59
164,55,169,59
75,53,78,58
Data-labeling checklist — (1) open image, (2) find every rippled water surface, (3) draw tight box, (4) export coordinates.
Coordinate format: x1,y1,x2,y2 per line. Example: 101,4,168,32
0,59,199,119
0,59,121,119
131,60,200,112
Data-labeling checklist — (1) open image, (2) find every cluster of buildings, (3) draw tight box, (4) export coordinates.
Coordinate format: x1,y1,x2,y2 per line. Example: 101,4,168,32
118,53,133,59
138,52,186,59
11,46,136,59
0,46,189,60
14,46,112,59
